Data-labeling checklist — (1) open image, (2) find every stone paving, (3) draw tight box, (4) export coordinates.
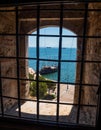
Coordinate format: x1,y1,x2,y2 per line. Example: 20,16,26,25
5,84,96,126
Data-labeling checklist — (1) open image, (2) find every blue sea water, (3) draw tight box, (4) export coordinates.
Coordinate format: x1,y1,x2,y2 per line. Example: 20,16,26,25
28,47,77,83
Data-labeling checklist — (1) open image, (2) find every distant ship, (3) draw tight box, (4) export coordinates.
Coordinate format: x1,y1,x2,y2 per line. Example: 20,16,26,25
39,65,58,75
46,47,52,48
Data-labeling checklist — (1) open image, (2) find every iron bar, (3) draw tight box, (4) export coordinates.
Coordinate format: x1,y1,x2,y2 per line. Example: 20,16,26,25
0,33,101,39
0,63,4,116
0,56,101,63
56,4,64,122
0,95,97,108
15,7,21,117
0,75,99,87
36,4,40,120
0,0,101,8
76,3,88,124
1,8,101,12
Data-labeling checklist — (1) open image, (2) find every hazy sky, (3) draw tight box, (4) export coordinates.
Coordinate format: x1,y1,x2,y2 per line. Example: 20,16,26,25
28,27,77,48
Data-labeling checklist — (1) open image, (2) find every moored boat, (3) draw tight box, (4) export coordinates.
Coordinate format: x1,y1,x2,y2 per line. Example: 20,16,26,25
39,66,58,75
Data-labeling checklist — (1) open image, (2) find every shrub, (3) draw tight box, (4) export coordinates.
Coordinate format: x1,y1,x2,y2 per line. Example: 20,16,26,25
29,73,56,99
29,81,48,98
39,82,48,98
43,94,56,100
29,73,34,79
30,81,36,97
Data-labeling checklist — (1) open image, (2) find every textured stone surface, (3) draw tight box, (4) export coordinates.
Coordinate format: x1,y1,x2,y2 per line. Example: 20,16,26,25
0,8,29,111
0,9,17,111
80,3,101,105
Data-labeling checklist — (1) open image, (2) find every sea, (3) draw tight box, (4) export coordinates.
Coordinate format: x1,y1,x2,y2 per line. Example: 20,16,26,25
28,47,77,83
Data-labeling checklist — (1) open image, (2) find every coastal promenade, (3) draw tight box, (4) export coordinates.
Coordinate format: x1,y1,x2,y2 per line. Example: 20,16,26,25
6,84,95,125
6,84,75,122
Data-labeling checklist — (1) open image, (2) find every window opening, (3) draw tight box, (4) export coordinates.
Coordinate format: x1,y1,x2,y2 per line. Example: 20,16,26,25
28,26,77,122
0,1,100,128
28,27,77,82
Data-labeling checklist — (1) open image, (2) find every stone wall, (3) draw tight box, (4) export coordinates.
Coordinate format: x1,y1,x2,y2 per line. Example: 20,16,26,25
0,9,17,111
81,3,101,105
74,3,101,102
0,8,29,112
73,3,101,125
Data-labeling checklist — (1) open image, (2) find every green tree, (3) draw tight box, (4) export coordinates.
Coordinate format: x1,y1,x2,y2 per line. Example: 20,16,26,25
39,82,47,98
30,81,36,97
29,73,34,79
29,81,48,99
29,73,56,99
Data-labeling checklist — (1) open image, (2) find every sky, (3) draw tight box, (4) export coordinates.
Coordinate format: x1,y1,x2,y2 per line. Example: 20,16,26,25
28,27,77,48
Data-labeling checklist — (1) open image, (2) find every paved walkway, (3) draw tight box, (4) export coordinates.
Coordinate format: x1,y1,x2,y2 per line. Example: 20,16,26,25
6,84,76,122
5,84,96,125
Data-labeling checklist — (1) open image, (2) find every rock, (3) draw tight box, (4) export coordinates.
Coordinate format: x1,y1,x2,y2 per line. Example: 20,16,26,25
29,67,36,75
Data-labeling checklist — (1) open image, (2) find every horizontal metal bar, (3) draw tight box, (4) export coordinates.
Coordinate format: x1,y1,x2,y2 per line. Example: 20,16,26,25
2,114,19,118
0,76,99,87
0,0,101,8
0,33,101,38
0,95,97,107
0,56,101,63
1,8,101,12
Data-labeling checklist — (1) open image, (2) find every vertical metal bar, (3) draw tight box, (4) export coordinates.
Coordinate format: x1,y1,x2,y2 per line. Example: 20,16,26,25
56,3,63,122
76,3,88,124
0,63,4,116
15,6,21,117
96,71,101,128
36,4,40,120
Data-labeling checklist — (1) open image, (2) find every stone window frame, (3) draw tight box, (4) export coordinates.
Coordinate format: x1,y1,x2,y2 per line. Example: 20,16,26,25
0,1,101,130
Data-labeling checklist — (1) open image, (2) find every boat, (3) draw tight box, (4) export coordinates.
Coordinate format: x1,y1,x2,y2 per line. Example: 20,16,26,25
46,47,52,48
39,65,58,75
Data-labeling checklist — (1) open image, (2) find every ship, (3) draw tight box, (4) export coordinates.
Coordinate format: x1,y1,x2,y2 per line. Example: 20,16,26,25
39,65,58,75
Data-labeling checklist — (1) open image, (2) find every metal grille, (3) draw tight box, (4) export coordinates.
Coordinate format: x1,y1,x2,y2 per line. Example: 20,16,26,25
0,1,101,128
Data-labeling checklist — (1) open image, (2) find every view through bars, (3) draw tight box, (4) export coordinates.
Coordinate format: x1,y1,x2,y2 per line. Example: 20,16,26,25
0,1,101,127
